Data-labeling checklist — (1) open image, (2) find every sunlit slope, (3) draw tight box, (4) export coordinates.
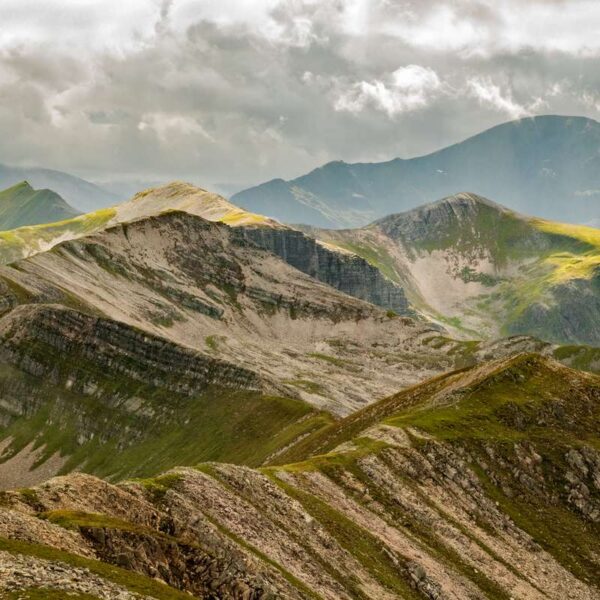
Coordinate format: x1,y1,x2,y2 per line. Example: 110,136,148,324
303,193,600,345
0,181,283,264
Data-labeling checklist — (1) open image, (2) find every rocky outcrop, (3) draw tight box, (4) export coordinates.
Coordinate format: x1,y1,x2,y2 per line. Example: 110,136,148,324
240,227,411,315
0,303,267,396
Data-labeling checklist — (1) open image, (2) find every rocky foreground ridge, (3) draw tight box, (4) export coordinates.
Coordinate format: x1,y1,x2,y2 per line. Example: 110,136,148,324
0,354,599,598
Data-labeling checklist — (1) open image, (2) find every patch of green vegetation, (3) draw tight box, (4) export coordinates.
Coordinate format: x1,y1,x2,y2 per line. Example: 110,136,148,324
458,266,502,287
282,379,326,395
134,473,184,503
0,537,192,600
204,335,219,351
307,352,348,367
18,488,43,511
39,510,144,533
553,345,600,374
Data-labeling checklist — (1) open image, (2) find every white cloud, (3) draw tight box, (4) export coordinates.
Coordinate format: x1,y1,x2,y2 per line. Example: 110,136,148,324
467,77,530,119
334,65,442,117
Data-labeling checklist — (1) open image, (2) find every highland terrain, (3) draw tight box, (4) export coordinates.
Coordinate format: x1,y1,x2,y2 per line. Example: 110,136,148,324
0,175,597,598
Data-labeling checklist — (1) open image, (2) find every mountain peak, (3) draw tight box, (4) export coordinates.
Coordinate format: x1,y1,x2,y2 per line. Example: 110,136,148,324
0,181,79,229
116,181,285,229
2,180,33,195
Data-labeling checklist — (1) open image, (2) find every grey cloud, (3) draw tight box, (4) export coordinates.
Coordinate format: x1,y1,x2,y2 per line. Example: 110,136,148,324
0,0,598,190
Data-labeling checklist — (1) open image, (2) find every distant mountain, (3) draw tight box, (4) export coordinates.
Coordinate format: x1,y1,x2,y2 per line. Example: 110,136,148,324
0,163,118,212
233,115,600,227
0,181,80,230
301,192,600,346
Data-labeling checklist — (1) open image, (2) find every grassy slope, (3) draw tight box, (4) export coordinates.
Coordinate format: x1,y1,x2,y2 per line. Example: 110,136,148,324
0,182,80,230
313,200,600,343
0,360,332,480
268,354,600,589
0,207,116,263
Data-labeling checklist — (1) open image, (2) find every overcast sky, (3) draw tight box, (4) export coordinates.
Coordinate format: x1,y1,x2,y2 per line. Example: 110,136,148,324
1,0,599,192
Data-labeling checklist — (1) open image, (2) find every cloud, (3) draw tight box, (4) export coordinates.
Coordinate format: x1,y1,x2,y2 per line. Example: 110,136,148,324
334,65,442,116
0,0,598,189
467,77,531,119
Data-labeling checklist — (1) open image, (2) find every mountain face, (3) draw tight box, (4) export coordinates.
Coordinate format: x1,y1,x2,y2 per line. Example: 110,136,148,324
0,182,411,316
0,163,118,213
302,192,600,346
0,181,80,229
233,115,600,228
1,354,599,599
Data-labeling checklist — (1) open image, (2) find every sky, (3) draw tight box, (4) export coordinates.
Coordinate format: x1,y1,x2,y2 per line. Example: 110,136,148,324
1,0,599,193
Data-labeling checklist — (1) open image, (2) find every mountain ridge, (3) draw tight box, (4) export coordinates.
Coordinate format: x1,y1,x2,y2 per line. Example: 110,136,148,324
0,181,80,230
299,191,600,345
233,115,600,227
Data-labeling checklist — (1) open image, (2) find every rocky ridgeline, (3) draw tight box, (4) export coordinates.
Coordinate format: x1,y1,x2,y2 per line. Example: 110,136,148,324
240,227,411,315
0,304,267,397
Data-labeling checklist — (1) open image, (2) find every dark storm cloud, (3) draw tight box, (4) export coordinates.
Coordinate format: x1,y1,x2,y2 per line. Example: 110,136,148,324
0,0,598,191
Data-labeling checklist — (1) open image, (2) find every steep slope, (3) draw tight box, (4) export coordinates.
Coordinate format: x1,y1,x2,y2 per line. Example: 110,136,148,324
0,210,454,417
0,181,79,230
0,163,118,213
0,208,499,488
1,354,599,599
303,192,600,345
233,115,600,227
0,182,411,315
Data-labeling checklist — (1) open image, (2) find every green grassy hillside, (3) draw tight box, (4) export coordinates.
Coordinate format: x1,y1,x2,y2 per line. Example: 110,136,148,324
306,193,600,345
0,181,80,230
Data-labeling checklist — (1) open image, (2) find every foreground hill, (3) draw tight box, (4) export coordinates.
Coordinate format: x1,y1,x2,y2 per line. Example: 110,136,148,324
0,181,79,230
233,115,600,227
302,192,600,346
0,162,117,213
0,354,598,598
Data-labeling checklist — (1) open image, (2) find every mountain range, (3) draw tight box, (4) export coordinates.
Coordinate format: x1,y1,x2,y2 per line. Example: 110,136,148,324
233,115,600,228
0,164,598,594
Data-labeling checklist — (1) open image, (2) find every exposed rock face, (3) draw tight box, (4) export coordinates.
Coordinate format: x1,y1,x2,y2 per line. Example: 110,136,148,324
0,304,267,396
241,227,410,315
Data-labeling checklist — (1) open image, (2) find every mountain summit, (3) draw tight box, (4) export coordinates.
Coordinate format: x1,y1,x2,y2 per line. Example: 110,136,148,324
233,115,600,227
